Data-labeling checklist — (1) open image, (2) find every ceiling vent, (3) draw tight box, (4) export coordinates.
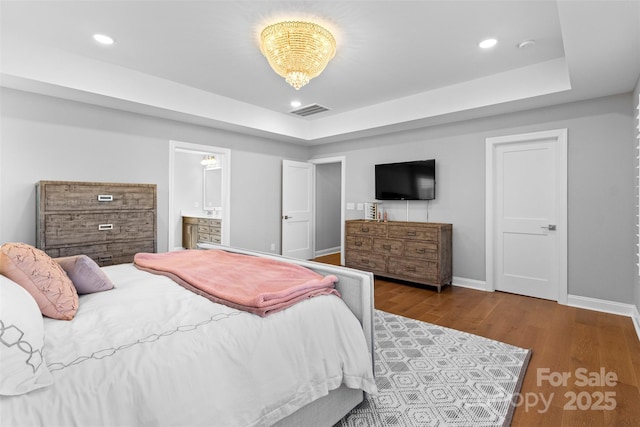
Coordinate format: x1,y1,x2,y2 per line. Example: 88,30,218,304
289,104,330,117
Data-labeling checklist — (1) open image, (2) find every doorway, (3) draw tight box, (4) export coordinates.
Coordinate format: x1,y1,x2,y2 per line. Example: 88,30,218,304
281,157,345,263
485,129,567,303
168,140,231,251
314,161,343,257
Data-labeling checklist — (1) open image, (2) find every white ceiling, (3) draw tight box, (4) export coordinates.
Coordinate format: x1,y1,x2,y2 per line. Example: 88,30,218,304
1,1,639,144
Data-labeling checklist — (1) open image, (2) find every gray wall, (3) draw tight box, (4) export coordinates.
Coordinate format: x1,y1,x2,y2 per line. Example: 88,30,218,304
2,87,636,306
311,93,636,304
0,88,309,254
315,162,341,253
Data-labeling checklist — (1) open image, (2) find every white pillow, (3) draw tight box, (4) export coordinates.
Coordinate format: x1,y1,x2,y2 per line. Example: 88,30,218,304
0,274,53,395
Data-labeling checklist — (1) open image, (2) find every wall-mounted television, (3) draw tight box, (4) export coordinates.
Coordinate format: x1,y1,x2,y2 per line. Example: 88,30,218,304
375,159,436,200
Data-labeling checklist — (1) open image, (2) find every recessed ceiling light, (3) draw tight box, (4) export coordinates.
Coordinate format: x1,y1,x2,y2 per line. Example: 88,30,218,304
290,100,302,108
479,38,497,49
93,34,114,45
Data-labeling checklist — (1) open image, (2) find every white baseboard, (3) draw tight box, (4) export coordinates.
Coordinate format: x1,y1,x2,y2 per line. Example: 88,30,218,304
444,280,640,343
567,294,640,343
452,276,488,291
566,294,637,316
314,247,341,257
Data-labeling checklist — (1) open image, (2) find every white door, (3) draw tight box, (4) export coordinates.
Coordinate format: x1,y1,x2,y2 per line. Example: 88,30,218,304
282,160,314,259
486,129,567,302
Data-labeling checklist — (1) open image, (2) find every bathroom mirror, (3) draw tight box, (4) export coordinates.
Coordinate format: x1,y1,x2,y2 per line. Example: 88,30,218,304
203,165,222,211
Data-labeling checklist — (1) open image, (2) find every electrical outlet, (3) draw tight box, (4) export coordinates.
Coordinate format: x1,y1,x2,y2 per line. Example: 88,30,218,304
357,203,364,210
270,243,276,251
347,202,355,210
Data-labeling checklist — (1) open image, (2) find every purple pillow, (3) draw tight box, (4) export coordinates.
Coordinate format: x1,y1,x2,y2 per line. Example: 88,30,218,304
55,255,114,294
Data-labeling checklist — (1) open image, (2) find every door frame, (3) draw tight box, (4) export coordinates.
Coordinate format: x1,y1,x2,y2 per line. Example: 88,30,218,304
310,156,346,265
485,129,568,304
168,140,231,251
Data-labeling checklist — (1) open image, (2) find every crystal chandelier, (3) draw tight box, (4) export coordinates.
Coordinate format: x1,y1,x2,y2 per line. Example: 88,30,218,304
259,21,336,90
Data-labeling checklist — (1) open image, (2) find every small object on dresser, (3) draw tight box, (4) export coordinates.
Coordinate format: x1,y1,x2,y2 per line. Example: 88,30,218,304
364,202,382,221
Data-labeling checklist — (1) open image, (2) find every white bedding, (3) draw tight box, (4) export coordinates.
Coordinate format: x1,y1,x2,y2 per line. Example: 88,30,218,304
1,263,376,427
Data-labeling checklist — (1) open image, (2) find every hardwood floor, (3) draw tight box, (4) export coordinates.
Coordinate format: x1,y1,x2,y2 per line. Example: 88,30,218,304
313,253,640,426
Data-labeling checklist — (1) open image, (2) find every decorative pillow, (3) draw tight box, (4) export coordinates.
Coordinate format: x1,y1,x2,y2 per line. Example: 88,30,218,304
55,255,115,294
0,242,78,320
0,275,54,395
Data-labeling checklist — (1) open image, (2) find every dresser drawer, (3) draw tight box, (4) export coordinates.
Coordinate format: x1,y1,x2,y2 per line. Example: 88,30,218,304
346,221,387,237
372,238,403,256
388,224,438,242
403,241,438,260
40,182,155,212
346,235,373,251
388,258,439,282
198,225,213,234
198,232,221,244
345,252,385,272
198,218,220,225
43,211,155,246
46,239,156,266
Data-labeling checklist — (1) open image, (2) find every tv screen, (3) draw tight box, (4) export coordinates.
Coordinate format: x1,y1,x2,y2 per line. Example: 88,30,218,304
375,159,436,200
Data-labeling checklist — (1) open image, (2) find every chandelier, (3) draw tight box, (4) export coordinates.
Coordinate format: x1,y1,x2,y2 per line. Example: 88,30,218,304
259,21,336,90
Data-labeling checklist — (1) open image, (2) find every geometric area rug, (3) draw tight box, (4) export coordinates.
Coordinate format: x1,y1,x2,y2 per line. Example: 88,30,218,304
337,310,532,427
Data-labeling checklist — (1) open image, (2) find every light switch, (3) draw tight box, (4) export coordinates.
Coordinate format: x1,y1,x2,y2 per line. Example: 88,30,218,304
347,203,355,210
357,203,364,210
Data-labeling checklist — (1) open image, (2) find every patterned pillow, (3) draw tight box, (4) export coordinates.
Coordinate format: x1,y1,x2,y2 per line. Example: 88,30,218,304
0,275,54,395
0,242,78,320
55,255,115,294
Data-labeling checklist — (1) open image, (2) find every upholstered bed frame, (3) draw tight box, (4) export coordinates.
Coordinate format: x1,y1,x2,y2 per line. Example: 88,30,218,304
199,244,375,426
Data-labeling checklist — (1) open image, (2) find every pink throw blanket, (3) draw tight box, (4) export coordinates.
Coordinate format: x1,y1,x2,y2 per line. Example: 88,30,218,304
134,250,339,316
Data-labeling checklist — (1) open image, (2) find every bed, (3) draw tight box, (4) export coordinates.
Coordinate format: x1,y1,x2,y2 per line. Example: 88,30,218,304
0,243,376,427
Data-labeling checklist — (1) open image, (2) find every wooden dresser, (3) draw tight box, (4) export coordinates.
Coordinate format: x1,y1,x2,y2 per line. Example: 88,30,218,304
36,181,156,266
345,219,452,292
182,216,221,249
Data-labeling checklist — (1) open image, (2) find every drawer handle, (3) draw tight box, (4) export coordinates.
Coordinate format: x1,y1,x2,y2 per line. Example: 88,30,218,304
382,244,391,250
416,248,426,254
355,241,363,247
98,224,114,231
407,231,417,236
98,255,113,262
97,195,114,202
361,259,369,264
405,266,416,272
361,227,369,233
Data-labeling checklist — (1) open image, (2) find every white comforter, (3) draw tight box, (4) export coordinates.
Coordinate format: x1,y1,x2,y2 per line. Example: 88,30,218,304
1,264,376,427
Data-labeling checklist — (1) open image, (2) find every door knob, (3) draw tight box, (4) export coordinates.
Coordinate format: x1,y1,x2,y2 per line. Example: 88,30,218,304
283,215,292,220
540,224,556,231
